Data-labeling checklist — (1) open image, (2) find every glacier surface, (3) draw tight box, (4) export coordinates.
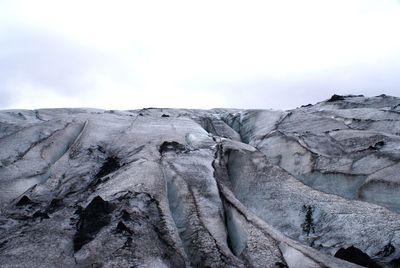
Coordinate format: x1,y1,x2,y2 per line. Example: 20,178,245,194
0,95,400,267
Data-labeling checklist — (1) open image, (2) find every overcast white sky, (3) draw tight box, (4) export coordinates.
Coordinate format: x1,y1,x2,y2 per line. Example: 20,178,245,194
1,0,400,110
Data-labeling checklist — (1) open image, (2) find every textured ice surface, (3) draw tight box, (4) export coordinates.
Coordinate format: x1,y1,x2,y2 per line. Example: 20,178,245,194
235,95,400,214
1,95,400,267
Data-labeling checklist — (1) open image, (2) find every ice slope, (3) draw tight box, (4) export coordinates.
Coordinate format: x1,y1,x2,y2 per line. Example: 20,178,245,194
0,95,399,267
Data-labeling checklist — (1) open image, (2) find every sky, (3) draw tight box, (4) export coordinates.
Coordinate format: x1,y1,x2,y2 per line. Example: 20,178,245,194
0,0,400,110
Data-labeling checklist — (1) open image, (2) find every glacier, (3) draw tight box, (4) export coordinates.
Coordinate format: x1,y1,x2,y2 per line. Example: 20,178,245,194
0,95,400,267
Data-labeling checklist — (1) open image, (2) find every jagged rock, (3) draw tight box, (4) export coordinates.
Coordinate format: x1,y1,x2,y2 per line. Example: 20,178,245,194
334,246,380,268
73,196,114,252
0,96,399,267
327,94,346,102
15,195,35,207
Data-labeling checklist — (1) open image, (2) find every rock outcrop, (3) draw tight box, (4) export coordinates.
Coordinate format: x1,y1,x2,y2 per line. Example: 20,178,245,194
1,95,400,267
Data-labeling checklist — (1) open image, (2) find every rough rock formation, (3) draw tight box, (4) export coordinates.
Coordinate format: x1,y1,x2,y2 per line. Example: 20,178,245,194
0,95,400,267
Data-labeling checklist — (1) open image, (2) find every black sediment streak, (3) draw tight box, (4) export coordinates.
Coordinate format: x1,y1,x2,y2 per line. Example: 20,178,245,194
95,156,121,179
73,196,114,252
